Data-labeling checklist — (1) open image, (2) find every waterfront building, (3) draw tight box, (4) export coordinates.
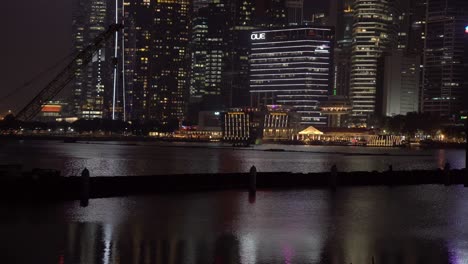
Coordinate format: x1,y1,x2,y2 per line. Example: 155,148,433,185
249,26,335,127
72,0,114,119
319,96,352,127
350,0,393,126
422,0,468,116
38,101,70,123
124,0,191,123
223,108,254,142
261,105,301,141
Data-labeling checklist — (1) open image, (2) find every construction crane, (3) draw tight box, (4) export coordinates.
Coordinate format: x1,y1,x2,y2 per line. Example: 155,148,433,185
15,24,123,121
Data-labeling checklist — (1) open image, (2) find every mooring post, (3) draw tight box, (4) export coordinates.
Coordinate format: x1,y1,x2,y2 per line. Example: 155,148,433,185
330,164,338,189
249,165,257,194
444,162,451,186
465,117,468,187
386,164,393,187
80,168,90,207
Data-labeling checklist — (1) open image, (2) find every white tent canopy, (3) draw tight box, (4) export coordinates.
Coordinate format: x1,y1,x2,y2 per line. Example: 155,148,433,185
298,126,324,135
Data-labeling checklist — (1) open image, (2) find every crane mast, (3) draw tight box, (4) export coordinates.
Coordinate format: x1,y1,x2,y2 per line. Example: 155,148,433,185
15,24,123,121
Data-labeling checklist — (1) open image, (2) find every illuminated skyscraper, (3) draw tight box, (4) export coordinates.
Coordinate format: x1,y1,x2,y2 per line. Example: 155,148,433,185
349,0,392,126
422,0,468,116
72,0,114,119
249,27,335,126
224,0,256,107
189,3,229,107
124,0,190,122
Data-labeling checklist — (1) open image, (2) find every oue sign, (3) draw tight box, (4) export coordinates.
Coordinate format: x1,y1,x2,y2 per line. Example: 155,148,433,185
251,33,266,40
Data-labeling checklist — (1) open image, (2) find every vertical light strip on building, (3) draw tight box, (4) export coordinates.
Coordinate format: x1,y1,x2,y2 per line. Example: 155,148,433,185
121,0,126,121
112,0,119,120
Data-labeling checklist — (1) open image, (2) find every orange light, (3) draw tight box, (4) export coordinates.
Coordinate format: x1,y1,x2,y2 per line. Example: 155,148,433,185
41,105,61,113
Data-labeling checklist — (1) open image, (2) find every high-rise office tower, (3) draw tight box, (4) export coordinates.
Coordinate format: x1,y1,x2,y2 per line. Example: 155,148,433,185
72,0,114,119
189,2,229,108
124,0,190,122
223,0,256,107
285,0,303,25
378,0,425,117
407,0,427,55
349,0,393,126
422,0,468,116
263,0,288,28
249,27,335,126
193,0,211,13
382,50,420,116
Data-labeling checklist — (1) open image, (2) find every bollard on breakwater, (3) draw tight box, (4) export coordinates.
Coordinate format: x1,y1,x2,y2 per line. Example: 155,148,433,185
80,168,90,207
465,117,468,187
444,162,451,186
249,165,257,194
330,164,338,189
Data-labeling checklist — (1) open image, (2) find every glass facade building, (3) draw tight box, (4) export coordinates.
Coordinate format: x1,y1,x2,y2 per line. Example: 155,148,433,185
422,0,468,116
72,0,114,119
249,27,334,126
350,0,392,126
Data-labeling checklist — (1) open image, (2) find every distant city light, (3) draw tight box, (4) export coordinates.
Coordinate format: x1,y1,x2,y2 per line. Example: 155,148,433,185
465,26,468,33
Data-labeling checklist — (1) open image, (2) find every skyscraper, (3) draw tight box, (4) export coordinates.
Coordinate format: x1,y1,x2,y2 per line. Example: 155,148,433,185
249,27,335,126
285,0,303,25
223,0,256,107
349,0,393,126
422,0,468,116
332,1,353,98
189,2,229,109
382,50,420,116
124,0,191,122
72,0,114,119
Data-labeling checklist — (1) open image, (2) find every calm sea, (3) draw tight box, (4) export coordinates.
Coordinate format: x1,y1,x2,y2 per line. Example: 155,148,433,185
2,186,468,263
0,139,465,176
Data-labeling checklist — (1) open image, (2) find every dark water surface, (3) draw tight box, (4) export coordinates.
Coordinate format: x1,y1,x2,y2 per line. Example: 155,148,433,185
0,140,465,176
2,186,468,263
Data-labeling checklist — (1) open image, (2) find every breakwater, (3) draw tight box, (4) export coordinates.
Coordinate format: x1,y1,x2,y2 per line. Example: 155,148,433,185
1,169,467,202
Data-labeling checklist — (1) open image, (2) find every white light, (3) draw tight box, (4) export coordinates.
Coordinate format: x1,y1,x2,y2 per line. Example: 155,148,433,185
251,33,266,40
252,27,331,33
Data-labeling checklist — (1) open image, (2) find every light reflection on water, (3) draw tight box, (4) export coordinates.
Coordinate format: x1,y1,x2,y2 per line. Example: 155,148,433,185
1,186,468,263
0,140,465,176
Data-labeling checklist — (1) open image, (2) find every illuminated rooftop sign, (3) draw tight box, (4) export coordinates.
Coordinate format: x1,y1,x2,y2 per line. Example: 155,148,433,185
251,33,266,40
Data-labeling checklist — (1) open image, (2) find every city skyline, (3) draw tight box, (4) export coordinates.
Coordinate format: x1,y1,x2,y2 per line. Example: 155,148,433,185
0,0,328,115
1,0,467,128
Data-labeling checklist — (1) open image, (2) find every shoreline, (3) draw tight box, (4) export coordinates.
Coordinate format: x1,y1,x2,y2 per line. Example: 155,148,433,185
0,134,465,149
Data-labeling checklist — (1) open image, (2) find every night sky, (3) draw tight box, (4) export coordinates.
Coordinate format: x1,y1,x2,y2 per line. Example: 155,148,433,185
0,0,327,116
0,0,73,115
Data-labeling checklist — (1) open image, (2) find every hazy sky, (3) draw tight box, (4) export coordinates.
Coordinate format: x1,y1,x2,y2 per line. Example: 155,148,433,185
0,0,328,115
